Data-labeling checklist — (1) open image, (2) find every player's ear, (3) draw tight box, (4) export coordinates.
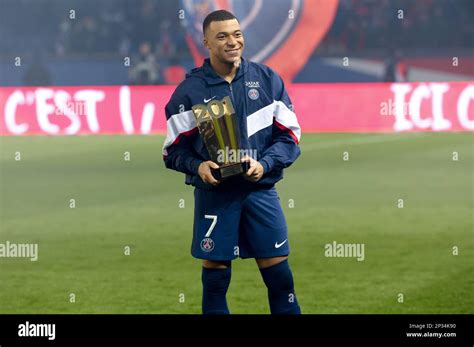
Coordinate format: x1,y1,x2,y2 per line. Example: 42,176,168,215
203,37,210,50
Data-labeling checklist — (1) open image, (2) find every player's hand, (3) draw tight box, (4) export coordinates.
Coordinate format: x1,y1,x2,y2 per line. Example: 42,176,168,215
241,156,264,182
198,161,220,186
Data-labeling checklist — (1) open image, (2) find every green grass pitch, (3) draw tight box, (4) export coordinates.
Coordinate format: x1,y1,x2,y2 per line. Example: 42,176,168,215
0,133,472,313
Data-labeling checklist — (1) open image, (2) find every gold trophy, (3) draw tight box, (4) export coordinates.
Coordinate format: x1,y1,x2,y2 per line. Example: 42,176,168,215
192,96,250,180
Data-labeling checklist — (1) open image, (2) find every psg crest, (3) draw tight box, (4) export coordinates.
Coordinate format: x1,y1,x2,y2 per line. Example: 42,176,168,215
200,237,215,252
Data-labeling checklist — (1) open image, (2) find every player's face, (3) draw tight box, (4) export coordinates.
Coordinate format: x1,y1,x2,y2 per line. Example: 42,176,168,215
204,19,244,65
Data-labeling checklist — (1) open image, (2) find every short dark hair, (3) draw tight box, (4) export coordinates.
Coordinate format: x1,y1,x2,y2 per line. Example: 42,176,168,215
202,10,238,35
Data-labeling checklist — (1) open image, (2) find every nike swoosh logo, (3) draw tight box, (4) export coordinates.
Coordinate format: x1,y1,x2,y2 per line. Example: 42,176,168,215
204,96,216,103
274,239,288,248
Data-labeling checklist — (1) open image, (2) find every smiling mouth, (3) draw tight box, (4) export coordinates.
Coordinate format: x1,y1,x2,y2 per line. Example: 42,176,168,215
225,48,240,53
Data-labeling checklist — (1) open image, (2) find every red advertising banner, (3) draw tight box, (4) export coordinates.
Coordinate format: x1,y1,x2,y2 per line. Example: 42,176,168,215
0,82,472,136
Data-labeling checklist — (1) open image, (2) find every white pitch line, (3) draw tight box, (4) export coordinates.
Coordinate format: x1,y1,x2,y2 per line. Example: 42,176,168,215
302,133,429,151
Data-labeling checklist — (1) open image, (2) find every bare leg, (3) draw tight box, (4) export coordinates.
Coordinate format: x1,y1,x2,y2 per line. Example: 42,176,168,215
203,259,231,268
255,256,288,269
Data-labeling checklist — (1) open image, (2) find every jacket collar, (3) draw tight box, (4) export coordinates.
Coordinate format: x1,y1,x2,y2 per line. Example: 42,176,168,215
202,57,248,85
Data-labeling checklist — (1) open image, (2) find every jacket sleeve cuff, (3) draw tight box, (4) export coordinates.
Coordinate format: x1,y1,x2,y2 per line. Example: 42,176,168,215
187,157,204,175
259,156,275,174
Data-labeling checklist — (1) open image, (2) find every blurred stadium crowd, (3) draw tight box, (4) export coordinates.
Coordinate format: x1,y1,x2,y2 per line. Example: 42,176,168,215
326,0,472,51
0,0,472,86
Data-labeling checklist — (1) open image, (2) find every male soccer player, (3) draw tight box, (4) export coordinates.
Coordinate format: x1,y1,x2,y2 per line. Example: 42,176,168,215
163,10,301,314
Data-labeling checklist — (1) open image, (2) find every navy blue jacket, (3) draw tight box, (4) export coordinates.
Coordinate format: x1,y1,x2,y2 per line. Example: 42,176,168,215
162,57,301,191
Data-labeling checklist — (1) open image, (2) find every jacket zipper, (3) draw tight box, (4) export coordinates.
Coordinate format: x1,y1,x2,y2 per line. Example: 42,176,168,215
229,83,235,105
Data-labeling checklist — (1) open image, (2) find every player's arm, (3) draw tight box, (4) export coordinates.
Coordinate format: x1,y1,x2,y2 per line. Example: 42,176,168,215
162,94,219,185
258,72,301,174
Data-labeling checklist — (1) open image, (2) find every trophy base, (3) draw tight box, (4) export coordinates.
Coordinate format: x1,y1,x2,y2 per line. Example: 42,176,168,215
211,161,250,181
